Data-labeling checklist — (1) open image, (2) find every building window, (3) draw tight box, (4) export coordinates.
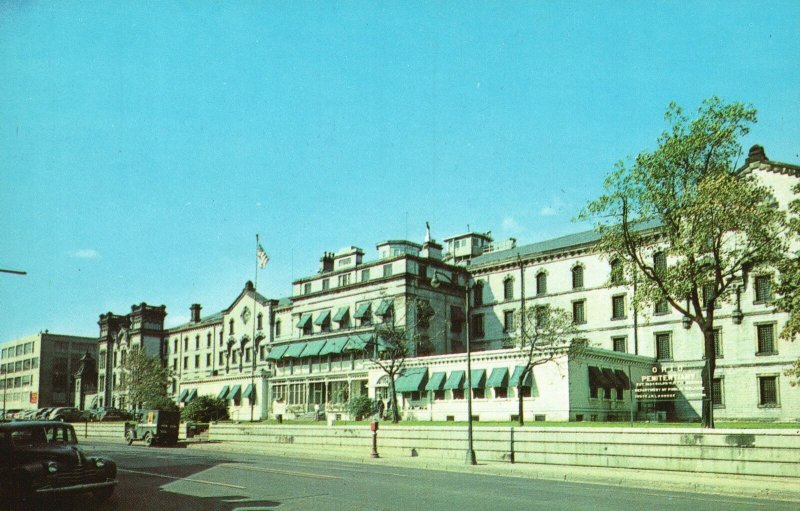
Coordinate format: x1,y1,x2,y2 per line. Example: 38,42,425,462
228,320,234,335
655,333,672,360
471,314,485,338
572,300,586,325
609,259,624,286
653,251,667,274
194,355,199,368
754,275,772,303
303,283,312,295
257,313,263,330
654,297,670,315
361,269,370,282
612,336,626,353
611,295,626,320
712,378,724,407
572,265,584,289
756,324,776,355
702,284,719,309
195,336,200,350
219,352,225,365
758,375,779,406
495,387,508,399
713,328,723,358
383,264,392,277
503,310,515,332
450,306,464,334
338,274,350,287
473,282,484,307
183,357,188,369
206,333,212,348
503,277,514,300
322,278,330,290
536,272,547,296
275,320,282,338
184,337,188,351
206,353,211,367
219,331,223,346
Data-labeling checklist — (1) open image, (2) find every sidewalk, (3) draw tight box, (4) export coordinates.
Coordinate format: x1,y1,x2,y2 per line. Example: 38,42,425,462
183,439,800,503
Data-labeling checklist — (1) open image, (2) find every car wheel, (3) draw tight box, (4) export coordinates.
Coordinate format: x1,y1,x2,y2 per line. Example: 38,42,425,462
93,487,114,502
143,432,153,447
125,430,134,446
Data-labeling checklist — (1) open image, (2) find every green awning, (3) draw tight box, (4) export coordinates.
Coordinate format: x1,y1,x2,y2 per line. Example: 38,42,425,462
300,339,327,358
509,366,532,387
588,366,610,389
615,369,631,390
217,386,230,399
486,367,509,388
177,389,188,402
375,299,394,316
344,333,371,351
332,306,349,322
425,372,447,391
226,384,241,400
314,310,331,326
296,313,312,328
395,367,428,393
469,369,486,389
319,336,349,356
282,342,307,359
186,388,197,402
602,368,621,388
242,384,254,398
353,302,371,319
443,370,465,390
267,344,288,360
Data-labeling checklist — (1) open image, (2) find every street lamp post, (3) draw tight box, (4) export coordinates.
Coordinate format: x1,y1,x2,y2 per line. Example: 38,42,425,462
431,271,477,465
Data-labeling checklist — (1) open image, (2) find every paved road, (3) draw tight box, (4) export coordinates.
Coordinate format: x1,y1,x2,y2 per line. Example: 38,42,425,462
33,441,800,511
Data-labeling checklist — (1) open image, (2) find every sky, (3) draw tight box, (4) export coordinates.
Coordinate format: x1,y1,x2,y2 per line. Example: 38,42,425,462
1,1,799,341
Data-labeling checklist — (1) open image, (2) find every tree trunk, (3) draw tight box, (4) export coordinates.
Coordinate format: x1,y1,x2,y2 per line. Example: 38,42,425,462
389,379,400,423
701,328,716,429
517,386,524,426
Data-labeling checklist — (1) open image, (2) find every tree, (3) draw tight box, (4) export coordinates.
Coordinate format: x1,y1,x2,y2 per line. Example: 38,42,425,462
512,304,583,426
581,97,788,428
118,347,174,412
776,183,800,385
360,296,435,423
181,395,229,422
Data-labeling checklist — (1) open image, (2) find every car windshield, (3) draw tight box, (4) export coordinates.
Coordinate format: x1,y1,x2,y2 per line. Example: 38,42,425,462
9,425,77,447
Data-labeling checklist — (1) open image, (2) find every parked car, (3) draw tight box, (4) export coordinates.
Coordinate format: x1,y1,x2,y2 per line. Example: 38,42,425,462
18,410,37,421
124,409,180,447
47,408,83,422
90,407,127,422
34,408,54,420
3,409,22,420
0,420,117,507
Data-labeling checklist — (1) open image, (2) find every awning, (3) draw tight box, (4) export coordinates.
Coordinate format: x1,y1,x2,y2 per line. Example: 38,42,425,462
395,367,428,393
185,389,197,402
301,339,327,358
296,313,312,328
344,333,371,351
486,367,509,388
443,370,465,390
242,384,254,399
267,344,288,360
588,366,610,388
217,386,229,399
375,299,394,317
469,369,486,389
602,368,621,388
227,384,242,400
281,342,307,359
177,389,188,402
332,307,349,322
314,310,331,326
353,302,371,319
509,366,532,387
425,372,447,391
614,369,631,390
319,336,349,356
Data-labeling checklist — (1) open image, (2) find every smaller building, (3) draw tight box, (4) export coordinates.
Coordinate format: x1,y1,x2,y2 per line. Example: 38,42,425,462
0,331,98,412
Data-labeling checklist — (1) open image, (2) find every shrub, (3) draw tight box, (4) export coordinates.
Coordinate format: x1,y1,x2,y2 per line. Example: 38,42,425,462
181,395,229,423
346,395,374,420
144,395,179,412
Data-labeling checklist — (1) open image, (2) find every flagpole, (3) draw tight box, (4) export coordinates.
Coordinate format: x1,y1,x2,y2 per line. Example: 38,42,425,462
251,234,260,422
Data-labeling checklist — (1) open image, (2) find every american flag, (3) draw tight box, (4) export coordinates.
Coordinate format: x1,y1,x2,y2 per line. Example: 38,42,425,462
257,243,269,269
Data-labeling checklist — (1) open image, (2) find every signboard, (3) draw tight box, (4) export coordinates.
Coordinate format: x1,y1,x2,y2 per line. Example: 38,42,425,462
635,366,705,401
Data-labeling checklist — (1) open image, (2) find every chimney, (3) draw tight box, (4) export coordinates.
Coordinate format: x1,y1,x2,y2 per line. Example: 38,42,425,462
745,145,768,165
320,252,334,273
190,304,202,323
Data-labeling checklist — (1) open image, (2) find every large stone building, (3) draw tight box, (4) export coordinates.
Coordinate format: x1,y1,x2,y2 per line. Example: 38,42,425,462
0,332,97,412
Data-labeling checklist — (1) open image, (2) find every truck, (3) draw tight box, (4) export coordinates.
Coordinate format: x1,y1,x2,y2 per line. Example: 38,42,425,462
124,410,180,447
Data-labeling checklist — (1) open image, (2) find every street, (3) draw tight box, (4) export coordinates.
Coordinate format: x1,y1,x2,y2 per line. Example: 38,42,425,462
21,440,799,511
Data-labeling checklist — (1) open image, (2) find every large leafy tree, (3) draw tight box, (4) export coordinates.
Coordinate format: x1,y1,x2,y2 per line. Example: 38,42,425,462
776,183,800,385
581,98,787,428
118,347,174,412
512,304,582,426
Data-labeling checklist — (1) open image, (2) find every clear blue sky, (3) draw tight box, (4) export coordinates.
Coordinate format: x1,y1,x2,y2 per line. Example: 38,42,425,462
1,1,798,340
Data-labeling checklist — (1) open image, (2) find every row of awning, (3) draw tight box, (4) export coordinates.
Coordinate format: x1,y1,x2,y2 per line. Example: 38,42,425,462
268,333,377,361
216,384,256,401
394,366,534,393
296,300,394,328
588,366,631,390
177,388,197,403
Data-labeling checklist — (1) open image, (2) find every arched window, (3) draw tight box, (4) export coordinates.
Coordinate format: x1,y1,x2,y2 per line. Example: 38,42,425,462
473,281,484,307
503,276,514,300
536,272,547,296
610,259,624,286
653,252,667,274
572,265,584,290
229,319,235,335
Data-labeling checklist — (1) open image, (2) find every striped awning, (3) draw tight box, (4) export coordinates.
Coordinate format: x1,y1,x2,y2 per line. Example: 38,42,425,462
425,372,447,391
267,344,288,360
319,336,349,356
469,369,486,389
443,370,465,390
395,367,428,393
509,366,532,387
242,384,255,399
281,343,307,359
314,310,331,326
217,386,230,399
177,389,188,402
300,339,327,358
486,367,509,388
185,389,197,402
296,313,312,328
375,299,394,317
353,302,371,319
226,385,242,400
332,307,349,322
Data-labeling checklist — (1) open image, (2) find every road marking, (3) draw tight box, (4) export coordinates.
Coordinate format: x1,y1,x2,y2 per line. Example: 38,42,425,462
220,463,343,480
119,468,246,489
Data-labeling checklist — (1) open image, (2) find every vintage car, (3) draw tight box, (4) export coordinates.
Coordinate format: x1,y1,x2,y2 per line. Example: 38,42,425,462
0,421,117,506
124,409,179,447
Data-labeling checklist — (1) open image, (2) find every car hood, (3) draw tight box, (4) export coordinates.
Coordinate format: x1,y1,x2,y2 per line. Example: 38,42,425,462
17,444,91,467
